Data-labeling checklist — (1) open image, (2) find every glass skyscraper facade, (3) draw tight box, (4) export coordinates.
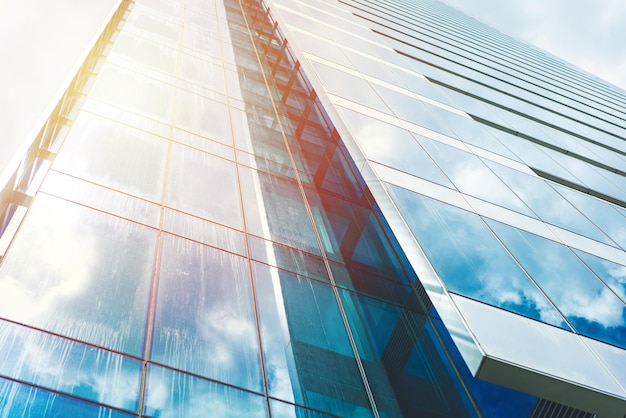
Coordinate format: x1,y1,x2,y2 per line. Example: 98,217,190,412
0,0,624,417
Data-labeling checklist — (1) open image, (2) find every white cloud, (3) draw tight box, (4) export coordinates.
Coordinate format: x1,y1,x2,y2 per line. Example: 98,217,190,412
0,323,139,411
145,370,266,418
0,204,97,325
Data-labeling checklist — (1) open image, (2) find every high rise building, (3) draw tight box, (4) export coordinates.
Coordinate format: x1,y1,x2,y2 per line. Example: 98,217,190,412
0,0,624,416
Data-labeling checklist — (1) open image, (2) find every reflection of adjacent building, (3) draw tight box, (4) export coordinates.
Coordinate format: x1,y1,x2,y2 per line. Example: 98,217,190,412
0,0,624,416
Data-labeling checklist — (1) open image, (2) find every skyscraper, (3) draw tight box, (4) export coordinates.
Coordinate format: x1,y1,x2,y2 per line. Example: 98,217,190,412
0,0,624,416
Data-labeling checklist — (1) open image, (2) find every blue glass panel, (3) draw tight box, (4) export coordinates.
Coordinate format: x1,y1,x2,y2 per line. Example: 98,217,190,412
247,235,330,283
252,262,374,417
314,143,363,202
428,105,517,158
542,148,626,202
309,61,390,113
485,161,615,245
386,184,569,329
0,377,134,418
414,137,535,217
151,234,263,392
239,166,320,254
0,193,156,356
573,250,626,305
553,184,626,250
348,211,412,284
372,84,456,137
144,365,267,418
487,220,626,348
340,290,480,417
430,318,537,418
270,399,336,418
488,129,573,179
0,320,141,411
330,262,416,309
334,107,453,188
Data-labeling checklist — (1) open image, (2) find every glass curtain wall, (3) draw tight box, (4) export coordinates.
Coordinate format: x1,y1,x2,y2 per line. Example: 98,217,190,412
0,0,555,417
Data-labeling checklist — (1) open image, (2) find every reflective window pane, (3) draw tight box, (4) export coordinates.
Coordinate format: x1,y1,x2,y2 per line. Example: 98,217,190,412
175,90,232,144
270,399,336,418
553,185,626,250
340,290,482,417
162,208,246,256
90,64,174,123
53,112,168,202
334,106,453,188
485,161,614,245
167,143,243,230
180,53,227,94
429,106,516,157
0,377,135,418
0,320,141,411
151,234,262,392
127,7,181,43
144,365,267,418
239,166,320,254
172,127,235,160
182,26,223,60
415,137,534,217
253,263,374,417
310,61,389,113
386,184,569,329
41,170,161,228
487,219,626,349
248,235,330,282
372,85,455,137
110,32,178,74
0,194,157,356
573,250,626,305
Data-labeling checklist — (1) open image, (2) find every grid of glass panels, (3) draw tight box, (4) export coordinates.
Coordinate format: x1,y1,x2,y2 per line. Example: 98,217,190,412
268,0,626,341
0,0,545,416
330,0,626,348
260,0,626,413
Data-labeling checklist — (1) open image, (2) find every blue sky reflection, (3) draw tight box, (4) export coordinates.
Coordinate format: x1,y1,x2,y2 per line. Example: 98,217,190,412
0,193,156,356
0,319,141,411
487,220,626,349
387,184,570,329
152,234,262,392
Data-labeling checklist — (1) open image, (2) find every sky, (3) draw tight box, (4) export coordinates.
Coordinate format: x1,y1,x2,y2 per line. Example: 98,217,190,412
0,0,118,180
440,0,626,91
